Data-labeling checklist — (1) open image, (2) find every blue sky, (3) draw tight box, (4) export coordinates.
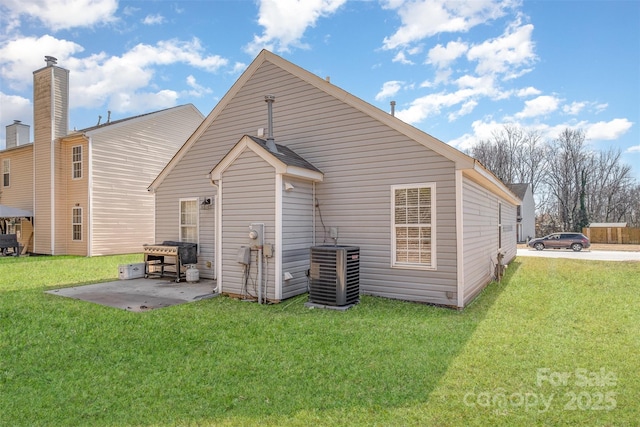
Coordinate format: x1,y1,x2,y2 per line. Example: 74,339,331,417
1,0,638,178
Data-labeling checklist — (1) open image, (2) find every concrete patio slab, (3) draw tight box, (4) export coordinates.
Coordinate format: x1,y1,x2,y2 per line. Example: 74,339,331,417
46,278,218,312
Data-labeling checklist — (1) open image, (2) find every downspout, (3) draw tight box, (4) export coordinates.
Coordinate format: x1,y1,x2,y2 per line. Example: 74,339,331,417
210,176,221,292
312,182,316,246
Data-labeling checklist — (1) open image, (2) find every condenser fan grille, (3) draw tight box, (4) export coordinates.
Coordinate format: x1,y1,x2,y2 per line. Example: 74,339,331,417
309,245,359,306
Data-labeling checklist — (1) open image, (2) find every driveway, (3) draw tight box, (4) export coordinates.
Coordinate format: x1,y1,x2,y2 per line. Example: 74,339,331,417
517,248,640,262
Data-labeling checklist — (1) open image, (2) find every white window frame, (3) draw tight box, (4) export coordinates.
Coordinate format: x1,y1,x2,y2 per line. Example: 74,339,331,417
2,159,9,187
391,183,436,270
72,145,82,179
179,198,199,246
72,207,83,241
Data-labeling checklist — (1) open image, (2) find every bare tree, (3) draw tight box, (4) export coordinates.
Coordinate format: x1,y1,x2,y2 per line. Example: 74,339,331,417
543,128,589,232
470,124,547,193
586,148,634,223
470,125,640,234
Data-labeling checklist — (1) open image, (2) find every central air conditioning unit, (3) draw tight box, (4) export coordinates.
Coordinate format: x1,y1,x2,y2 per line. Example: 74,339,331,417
309,245,360,306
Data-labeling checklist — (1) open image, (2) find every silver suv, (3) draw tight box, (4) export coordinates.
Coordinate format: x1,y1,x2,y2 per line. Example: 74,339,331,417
528,232,591,252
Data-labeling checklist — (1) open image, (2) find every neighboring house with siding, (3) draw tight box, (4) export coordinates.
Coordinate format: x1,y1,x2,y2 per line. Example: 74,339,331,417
149,50,520,308
0,56,203,256
507,183,536,242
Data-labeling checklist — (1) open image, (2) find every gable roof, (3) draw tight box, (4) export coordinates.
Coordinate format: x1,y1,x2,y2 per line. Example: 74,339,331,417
507,183,530,200
68,104,203,136
210,135,323,182
0,142,33,153
149,50,518,204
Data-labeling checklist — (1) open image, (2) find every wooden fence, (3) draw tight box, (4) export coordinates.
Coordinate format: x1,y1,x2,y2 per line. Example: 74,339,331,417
582,227,640,244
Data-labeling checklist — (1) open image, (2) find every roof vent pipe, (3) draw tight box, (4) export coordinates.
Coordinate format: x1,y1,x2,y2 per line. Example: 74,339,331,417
45,56,57,67
264,94,278,153
390,100,396,117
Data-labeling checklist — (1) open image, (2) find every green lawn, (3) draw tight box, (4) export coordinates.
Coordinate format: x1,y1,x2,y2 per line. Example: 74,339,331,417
1,254,638,426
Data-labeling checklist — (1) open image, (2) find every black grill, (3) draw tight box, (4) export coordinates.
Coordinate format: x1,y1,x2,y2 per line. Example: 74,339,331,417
143,241,198,282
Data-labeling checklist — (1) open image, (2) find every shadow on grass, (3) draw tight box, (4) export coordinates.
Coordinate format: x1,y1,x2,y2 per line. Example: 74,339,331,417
0,258,521,426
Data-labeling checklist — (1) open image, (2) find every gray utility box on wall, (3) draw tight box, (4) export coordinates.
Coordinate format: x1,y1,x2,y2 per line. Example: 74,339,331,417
309,245,360,306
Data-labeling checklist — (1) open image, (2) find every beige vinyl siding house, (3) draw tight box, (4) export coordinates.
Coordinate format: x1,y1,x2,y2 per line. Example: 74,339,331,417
55,135,89,255
0,144,35,253
150,50,519,308
0,145,33,212
82,105,204,255
1,56,204,256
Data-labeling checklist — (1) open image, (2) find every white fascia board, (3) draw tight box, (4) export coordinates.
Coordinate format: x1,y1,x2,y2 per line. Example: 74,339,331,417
281,166,323,182
464,162,521,206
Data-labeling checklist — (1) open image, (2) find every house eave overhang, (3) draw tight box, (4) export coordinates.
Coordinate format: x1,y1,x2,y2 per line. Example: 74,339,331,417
281,165,323,182
462,161,521,205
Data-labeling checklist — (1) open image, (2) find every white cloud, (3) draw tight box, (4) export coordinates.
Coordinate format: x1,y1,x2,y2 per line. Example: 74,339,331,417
395,71,500,125
467,20,536,77
448,99,478,121
396,88,479,124
448,119,505,150
392,51,414,65
563,101,586,115
1,0,118,31
454,74,494,92
245,0,347,54
516,87,541,97
434,69,453,85
0,35,228,118
515,95,560,118
185,75,212,97
64,38,228,112
142,14,166,25
109,90,179,114
122,6,139,16
230,62,248,74
427,40,468,69
585,118,633,141
375,81,404,101
0,35,85,90
448,117,634,154
0,92,32,148
382,0,514,50
593,103,608,114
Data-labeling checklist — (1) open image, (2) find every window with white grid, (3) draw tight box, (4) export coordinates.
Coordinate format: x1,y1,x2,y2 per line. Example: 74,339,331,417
392,183,436,269
2,159,9,187
72,207,82,241
179,198,198,244
72,146,82,179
